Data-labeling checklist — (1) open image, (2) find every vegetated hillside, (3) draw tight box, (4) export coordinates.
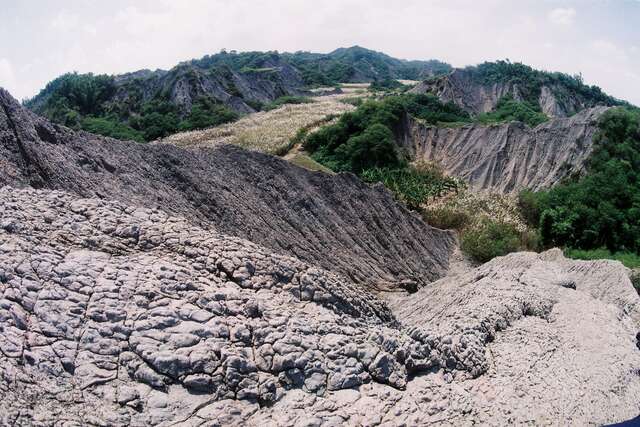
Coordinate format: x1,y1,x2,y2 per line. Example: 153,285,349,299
411,60,626,118
2,187,639,425
521,107,640,260
24,47,451,142
1,87,455,288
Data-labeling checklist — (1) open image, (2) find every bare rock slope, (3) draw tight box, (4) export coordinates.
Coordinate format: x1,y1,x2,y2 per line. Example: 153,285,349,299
1,187,639,425
410,68,615,117
401,106,606,193
0,88,454,288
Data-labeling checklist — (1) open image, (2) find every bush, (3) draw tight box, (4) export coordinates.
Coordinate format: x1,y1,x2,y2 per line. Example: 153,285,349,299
361,164,462,210
460,219,535,263
422,207,471,231
477,96,548,127
81,116,144,142
263,96,313,111
178,97,238,131
517,189,546,227
370,79,405,92
564,248,640,269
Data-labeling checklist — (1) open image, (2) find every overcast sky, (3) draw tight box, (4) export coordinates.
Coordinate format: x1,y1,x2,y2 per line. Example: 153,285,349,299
1,0,638,104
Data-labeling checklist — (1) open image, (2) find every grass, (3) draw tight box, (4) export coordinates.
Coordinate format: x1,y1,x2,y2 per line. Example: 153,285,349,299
263,96,314,111
564,248,640,269
287,153,335,173
157,92,361,155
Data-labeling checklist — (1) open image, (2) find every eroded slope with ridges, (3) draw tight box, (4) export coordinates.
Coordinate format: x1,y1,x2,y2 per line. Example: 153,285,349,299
401,106,606,193
0,88,454,288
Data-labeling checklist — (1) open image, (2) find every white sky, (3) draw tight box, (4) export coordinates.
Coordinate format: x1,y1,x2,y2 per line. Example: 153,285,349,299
0,0,639,104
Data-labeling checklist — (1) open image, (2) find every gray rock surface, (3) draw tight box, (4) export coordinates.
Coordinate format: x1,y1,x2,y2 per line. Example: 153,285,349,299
0,88,454,288
400,107,606,193
1,187,639,426
410,68,614,117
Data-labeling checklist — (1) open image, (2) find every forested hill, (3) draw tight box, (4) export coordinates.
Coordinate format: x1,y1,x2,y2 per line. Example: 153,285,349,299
24,46,451,142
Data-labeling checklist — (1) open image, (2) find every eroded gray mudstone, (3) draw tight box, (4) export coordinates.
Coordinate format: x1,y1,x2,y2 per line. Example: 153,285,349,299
0,187,639,426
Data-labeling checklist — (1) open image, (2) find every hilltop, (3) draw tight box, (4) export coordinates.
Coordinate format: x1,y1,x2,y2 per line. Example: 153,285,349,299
24,47,451,142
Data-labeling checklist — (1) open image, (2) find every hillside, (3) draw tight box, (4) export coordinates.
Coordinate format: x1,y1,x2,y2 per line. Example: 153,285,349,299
24,47,451,142
411,61,626,117
1,88,454,289
401,106,607,193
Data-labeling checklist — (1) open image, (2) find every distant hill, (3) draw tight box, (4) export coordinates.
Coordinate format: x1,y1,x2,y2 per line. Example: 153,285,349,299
411,60,628,117
24,46,452,142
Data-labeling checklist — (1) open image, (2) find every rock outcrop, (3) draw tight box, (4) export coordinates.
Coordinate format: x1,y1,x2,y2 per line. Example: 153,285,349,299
0,88,454,288
1,187,638,425
400,107,606,193
410,68,620,118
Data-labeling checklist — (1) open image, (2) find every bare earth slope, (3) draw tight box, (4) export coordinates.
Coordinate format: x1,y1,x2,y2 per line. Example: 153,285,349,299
401,107,606,193
0,88,454,288
1,187,638,425
410,68,615,117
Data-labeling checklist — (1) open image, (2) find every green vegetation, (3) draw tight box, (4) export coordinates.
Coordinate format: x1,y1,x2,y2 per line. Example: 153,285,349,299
517,107,640,267
25,73,238,142
460,219,533,263
477,96,548,127
361,164,463,210
191,46,452,87
564,248,640,269
263,96,314,111
304,94,468,209
81,116,144,142
370,79,406,92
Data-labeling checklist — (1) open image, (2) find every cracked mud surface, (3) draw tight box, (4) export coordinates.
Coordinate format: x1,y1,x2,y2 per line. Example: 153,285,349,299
1,187,639,426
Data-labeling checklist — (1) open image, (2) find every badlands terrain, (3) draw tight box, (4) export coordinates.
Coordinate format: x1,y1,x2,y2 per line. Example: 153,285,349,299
1,47,640,426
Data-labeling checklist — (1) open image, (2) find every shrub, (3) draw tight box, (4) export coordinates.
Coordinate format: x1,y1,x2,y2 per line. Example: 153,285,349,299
517,189,546,227
361,164,462,210
477,96,548,127
178,97,238,131
421,207,471,231
564,248,640,269
263,96,313,111
81,116,144,142
460,219,532,263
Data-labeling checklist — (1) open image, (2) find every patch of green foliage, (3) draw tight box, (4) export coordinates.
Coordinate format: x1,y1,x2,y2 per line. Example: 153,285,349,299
477,96,548,127
564,248,640,269
460,218,539,263
25,72,116,128
370,79,406,92
361,165,463,210
519,107,640,257
81,116,144,142
178,97,239,131
263,96,314,111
